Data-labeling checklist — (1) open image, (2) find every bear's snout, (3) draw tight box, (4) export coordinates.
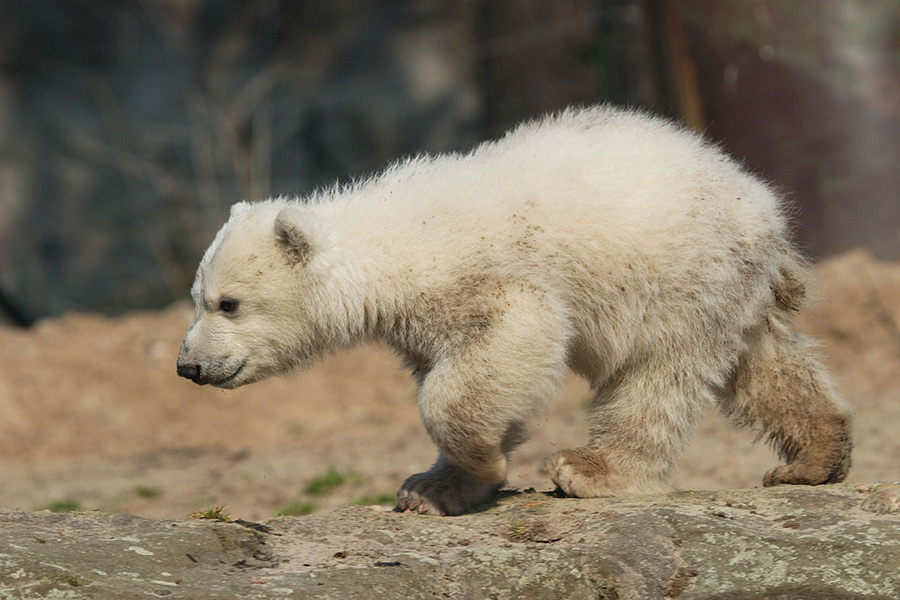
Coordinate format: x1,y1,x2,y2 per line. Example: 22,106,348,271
176,362,201,382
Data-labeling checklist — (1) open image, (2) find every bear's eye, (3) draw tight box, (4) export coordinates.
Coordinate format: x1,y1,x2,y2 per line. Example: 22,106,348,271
219,299,239,314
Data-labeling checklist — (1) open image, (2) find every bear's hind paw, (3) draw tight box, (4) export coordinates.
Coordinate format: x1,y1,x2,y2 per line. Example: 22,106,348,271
763,461,848,487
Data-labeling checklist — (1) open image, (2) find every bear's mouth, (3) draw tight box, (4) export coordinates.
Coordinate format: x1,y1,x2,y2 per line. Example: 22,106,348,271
209,361,246,389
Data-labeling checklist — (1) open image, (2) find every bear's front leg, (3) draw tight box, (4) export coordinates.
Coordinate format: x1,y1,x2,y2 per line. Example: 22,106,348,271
394,290,570,515
396,454,503,515
395,368,516,515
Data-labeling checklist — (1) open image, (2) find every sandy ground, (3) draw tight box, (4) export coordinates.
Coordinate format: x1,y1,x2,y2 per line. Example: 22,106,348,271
1,249,898,521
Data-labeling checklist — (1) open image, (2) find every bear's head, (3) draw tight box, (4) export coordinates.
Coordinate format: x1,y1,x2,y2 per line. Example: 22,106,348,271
176,201,339,388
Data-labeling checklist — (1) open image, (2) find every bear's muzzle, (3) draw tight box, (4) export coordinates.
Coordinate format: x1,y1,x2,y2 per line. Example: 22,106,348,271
176,362,201,383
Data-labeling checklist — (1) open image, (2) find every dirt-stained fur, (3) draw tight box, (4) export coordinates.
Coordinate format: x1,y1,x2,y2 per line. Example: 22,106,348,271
177,105,853,515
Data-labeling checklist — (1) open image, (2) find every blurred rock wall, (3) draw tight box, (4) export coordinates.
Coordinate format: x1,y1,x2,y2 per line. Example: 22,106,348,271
0,0,898,324
0,0,487,322
0,0,626,323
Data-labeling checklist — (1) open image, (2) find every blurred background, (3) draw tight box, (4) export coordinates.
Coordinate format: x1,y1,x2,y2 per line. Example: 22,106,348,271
1,0,899,325
1,1,899,521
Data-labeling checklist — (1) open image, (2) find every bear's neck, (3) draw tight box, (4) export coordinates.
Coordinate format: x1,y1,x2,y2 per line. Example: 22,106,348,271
304,174,466,365
308,223,438,368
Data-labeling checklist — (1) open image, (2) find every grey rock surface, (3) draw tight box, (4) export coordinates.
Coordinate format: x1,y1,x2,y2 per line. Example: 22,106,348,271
1,484,898,599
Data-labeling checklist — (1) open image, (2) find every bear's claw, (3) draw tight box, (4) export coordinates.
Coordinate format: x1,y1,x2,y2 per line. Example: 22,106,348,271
395,461,502,516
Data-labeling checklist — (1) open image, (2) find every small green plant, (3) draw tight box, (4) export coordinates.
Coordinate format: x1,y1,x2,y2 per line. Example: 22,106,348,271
58,573,87,587
189,504,232,521
503,519,555,544
277,500,317,516
506,521,529,539
43,498,81,512
304,468,357,496
507,521,527,534
133,485,163,499
351,492,396,506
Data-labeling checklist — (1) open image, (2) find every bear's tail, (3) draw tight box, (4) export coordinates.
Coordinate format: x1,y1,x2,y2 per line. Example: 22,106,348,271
772,252,808,313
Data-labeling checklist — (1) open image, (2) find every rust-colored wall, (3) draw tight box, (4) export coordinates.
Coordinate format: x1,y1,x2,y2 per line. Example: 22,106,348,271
677,1,900,259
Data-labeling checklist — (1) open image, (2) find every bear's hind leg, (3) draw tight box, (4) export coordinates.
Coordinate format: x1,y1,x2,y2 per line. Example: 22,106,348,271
545,365,707,497
723,320,853,486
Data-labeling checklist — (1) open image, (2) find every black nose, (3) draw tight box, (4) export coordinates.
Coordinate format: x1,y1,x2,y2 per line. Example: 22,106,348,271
177,363,200,381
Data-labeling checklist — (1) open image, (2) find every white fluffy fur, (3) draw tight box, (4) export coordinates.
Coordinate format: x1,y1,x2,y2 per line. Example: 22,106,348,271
178,106,853,515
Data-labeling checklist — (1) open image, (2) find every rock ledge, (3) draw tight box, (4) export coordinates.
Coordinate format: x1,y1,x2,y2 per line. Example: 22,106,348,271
2,484,898,599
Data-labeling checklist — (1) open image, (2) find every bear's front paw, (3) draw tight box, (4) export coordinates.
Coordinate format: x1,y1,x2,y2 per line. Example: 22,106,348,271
544,448,616,498
395,463,501,516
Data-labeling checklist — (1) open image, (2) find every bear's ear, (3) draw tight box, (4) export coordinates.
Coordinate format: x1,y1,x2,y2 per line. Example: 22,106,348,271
273,207,329,267
229,201,251,219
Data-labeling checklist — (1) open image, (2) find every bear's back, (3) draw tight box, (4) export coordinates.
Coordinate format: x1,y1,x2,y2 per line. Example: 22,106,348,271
324,107,788,296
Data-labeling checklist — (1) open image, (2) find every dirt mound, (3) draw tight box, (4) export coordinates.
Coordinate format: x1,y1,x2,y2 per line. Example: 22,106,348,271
1,250,898,521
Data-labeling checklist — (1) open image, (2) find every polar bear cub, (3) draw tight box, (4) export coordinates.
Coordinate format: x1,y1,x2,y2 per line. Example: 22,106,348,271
177,106,853,515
